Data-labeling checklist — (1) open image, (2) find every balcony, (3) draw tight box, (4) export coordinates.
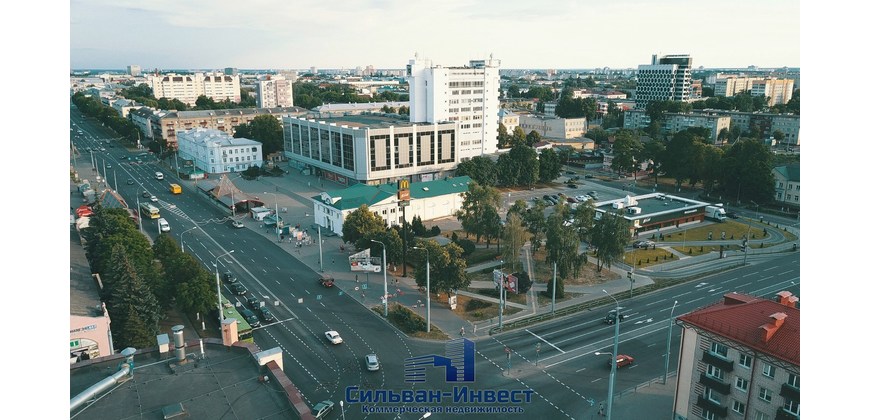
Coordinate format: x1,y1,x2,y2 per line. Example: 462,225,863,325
780,383,799,402
775,407,799,420
702,352,734,372
700,374,731,395
695,395,728,417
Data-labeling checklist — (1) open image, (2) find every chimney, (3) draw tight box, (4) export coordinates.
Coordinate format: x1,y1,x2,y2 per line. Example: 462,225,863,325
172,325,186,363
775,291,799,308
759,312,788,342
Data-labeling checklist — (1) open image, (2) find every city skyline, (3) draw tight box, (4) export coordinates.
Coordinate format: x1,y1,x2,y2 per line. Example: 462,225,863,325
71,0,800,70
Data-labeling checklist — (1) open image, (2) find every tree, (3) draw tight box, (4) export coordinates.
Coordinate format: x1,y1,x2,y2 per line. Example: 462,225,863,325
719,139,775,203
455,156,498,187
522,201,547,252
546,275,565,299
501,212,526,272
611,131,643,177
537,148,562,182
104,244,162,349
497,123,511,148
661,129,705,191
234,114,284,156
545,202,587,279
411,215,427,237
455,182,501,242
367,228,403,267
589,212,630,272
641,140,666,186
773,130,785,142
412,240,469,294
525,130,542,147
702,87,714,97
585,127,610,145
508,144,539,188
342,204,386,250
511,126,527,147
513,271,532,294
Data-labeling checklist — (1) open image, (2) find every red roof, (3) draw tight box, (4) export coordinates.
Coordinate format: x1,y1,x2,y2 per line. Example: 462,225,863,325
678,293,799,366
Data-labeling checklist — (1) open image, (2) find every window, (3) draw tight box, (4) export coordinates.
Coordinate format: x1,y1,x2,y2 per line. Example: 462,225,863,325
762,364,776,378
787,373,800,389
704,387,721,404
753,411,769,420
732,400,746,415
739,353,752,368
758,387,772,402
702,410,716,420
784,398,800,415
710,342,728,358
706,365,724,381
735,377,748,392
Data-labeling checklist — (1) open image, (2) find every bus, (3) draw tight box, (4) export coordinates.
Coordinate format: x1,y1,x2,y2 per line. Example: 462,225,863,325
140,203,160,219
169,183,182,194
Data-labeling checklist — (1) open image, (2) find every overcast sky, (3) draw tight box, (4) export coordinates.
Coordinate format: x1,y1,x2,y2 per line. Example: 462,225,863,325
71,0,799,70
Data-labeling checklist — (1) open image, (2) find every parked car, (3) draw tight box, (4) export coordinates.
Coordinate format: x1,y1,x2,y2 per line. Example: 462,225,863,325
258,306,275,323
566,197,578,203
633,240,654,249
365,354,380,371
609,354,635,369
567,183,578,189
229,283,247,295
239,308,260,327
588,191,599,198
567,170,577,175
311,400,335,419
325,330,343,344
126,179,134,185
585,174,594,179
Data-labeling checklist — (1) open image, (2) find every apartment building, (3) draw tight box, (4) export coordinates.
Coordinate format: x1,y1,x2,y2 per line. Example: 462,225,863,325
407,55,501,158
177,128,264,174
700,110,800,146
673,291,799,420
636,54,693,110
498,108,520,134
663,113,731,143
283,114,460,186
751,78,795,106
714,76,759,97
126,65,141,77
517,114,587,139
256,75,294,108
148,72,241,106
772,165,799,206
153,107,307,147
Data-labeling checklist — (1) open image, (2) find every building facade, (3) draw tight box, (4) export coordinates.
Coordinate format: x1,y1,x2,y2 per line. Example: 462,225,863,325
636,54,693,110
148,72,241,106
673,292,800,420
283,114,460,185
256,75,294,108
407,56,501,158
772,165,799,206
518,114,588,139
126,65,141,77
498,109,520,134
714,77,759,97
663,113,731,143
177,128,263,174
312,176,471,235
751,78,795,106
152,107,307,147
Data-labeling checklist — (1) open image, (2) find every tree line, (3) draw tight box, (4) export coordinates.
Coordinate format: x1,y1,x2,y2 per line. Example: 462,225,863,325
293,82,409,110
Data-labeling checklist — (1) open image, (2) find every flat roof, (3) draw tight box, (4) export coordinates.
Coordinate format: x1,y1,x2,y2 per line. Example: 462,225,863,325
292,114,418,129
595,193,709,219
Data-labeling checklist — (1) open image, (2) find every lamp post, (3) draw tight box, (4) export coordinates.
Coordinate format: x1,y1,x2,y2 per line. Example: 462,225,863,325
601,289,620,420
180,226,198,253
750,200,760,220
214,250,235,323
663,300,678,385
371,239,388,317
264,192,280,241
135,186,144,232
498,260,505,328
412,246,431,333
339,400,345,420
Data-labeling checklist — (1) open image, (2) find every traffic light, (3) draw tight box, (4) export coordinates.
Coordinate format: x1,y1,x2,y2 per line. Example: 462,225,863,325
627,271,632,279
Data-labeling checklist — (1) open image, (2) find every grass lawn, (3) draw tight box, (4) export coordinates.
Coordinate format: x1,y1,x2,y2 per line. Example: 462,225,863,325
623,248,678,268
645,219,767,243
467,285,528,305
435,292,522,322
530,248,620,286
370,303,449,340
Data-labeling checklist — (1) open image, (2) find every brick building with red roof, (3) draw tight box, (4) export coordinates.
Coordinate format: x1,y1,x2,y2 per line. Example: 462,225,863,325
673,291,800,420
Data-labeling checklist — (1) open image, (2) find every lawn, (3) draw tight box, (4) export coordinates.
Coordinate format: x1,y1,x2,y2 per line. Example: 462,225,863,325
436,292,522,322
623,248,678,269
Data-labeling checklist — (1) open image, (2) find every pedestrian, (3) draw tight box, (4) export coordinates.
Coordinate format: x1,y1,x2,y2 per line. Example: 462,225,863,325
460,327,465,336
355,274,359,283
598,402,605,416
332,258,335,265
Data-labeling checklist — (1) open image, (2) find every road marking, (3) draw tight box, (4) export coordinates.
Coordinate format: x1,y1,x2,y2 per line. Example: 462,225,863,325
525,329,566,354
575,367,586,373
762,265,779,271
591,378,602,384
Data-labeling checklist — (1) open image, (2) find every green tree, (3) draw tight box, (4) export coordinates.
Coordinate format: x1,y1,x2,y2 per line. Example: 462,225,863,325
719,139,775,203
641,140,667,186
455,182,501,242
546,276,565,299
661,130,705,191
526,130,542,147
501,212,526,273
497,122,511,148
367,228,403,268
545,203,587,279
455,155,498,187
509,144,539,188
342,204,386,250
411,215,427,237
233,114,284,156
105,244,162,349
511,126,527,147
522,201,547,252
412,240,469,294
479,205,502,249
589,212,630,272
611,131,643,177
585,127,610,145
537,148,562,182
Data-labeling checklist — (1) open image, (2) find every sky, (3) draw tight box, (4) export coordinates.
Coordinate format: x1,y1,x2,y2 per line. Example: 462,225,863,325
70,0,800,70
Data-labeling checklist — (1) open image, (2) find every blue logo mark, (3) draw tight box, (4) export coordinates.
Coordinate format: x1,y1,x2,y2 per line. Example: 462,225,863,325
404,338,475,383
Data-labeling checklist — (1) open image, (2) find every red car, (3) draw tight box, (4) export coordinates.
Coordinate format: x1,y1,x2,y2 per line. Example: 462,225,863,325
75,205,94,218
609,355,635,369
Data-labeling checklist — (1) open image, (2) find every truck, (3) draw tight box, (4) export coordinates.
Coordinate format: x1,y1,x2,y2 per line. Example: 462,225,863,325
705,205,727,222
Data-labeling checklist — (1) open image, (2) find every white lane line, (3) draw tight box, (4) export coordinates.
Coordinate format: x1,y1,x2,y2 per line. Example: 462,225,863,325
526,329,566,354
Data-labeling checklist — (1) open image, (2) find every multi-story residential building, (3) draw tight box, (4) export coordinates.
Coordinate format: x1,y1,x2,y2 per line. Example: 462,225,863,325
673,291,799,420
663,113,731,143
773,165,799,206
148,72,241,106
152,107,307,147
751,78,795,106
498,108,520,134
256,75,294,108
714,76,759,97
699,110,800,146
129,107,167,142
636,54,693,110
407,55,501,158
312,102,408,117
283,114,459,186
177,128,264,174
518,114,587,139
623,109,651,131
126,65,141,77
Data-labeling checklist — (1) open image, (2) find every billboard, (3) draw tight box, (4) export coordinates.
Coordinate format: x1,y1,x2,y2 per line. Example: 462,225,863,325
349,248,381,272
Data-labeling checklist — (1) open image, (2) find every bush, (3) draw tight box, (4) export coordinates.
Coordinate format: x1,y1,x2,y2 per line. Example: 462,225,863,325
546,277,565,299
456,239,476,256
466,299,492,311
389,304,426,333
513,271,532,294
429,226,441,237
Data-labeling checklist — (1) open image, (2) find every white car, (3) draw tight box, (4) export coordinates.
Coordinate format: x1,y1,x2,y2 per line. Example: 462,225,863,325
231,220,245,229
325,330,343,344
158,218,170,232
150,195,158,202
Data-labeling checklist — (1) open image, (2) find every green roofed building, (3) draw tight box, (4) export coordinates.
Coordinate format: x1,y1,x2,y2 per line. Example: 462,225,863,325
772,165,799,207
312,176,472,235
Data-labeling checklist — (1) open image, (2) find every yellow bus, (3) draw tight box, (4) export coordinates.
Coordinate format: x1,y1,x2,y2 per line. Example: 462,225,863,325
169,183,182,194
140,203,160,219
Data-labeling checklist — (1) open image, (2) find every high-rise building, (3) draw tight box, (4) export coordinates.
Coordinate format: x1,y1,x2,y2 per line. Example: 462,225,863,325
407,55,501,157
673,291,800,420
127,65,141,77
256,75,294,108
635,54,693,110
714,76,760,97
148,72,241,106
751,78,795,106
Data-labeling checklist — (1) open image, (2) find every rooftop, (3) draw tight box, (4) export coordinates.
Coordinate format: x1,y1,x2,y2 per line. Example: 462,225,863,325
595,193,709,219
315,176,473,210
293,114,416,129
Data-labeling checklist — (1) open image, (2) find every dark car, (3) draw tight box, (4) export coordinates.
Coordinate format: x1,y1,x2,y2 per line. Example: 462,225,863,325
604,308,627,325
727,211,740,219
142,191,151,198
229,283,247,296
222,271,238,284
567,170,577,175
246,294,260,308
608,354,634,369
585,174,594,179
259,306,275,323
311,400,335,419
126,179,134,185
567,183,578,189
239,308,260,327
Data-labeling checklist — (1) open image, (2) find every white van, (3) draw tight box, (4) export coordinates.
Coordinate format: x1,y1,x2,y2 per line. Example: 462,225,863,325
155,172,164,180
158,218,170,232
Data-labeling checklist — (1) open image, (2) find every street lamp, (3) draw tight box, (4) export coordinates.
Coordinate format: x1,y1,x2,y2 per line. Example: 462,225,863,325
412,246,431,333
750,200,760,220
264,192,280,241
339,400,345,420
135,186,144,232
371,239,388,317
214,250,235,323
601,289,620,420
663,300,678,385
180,226,198,253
